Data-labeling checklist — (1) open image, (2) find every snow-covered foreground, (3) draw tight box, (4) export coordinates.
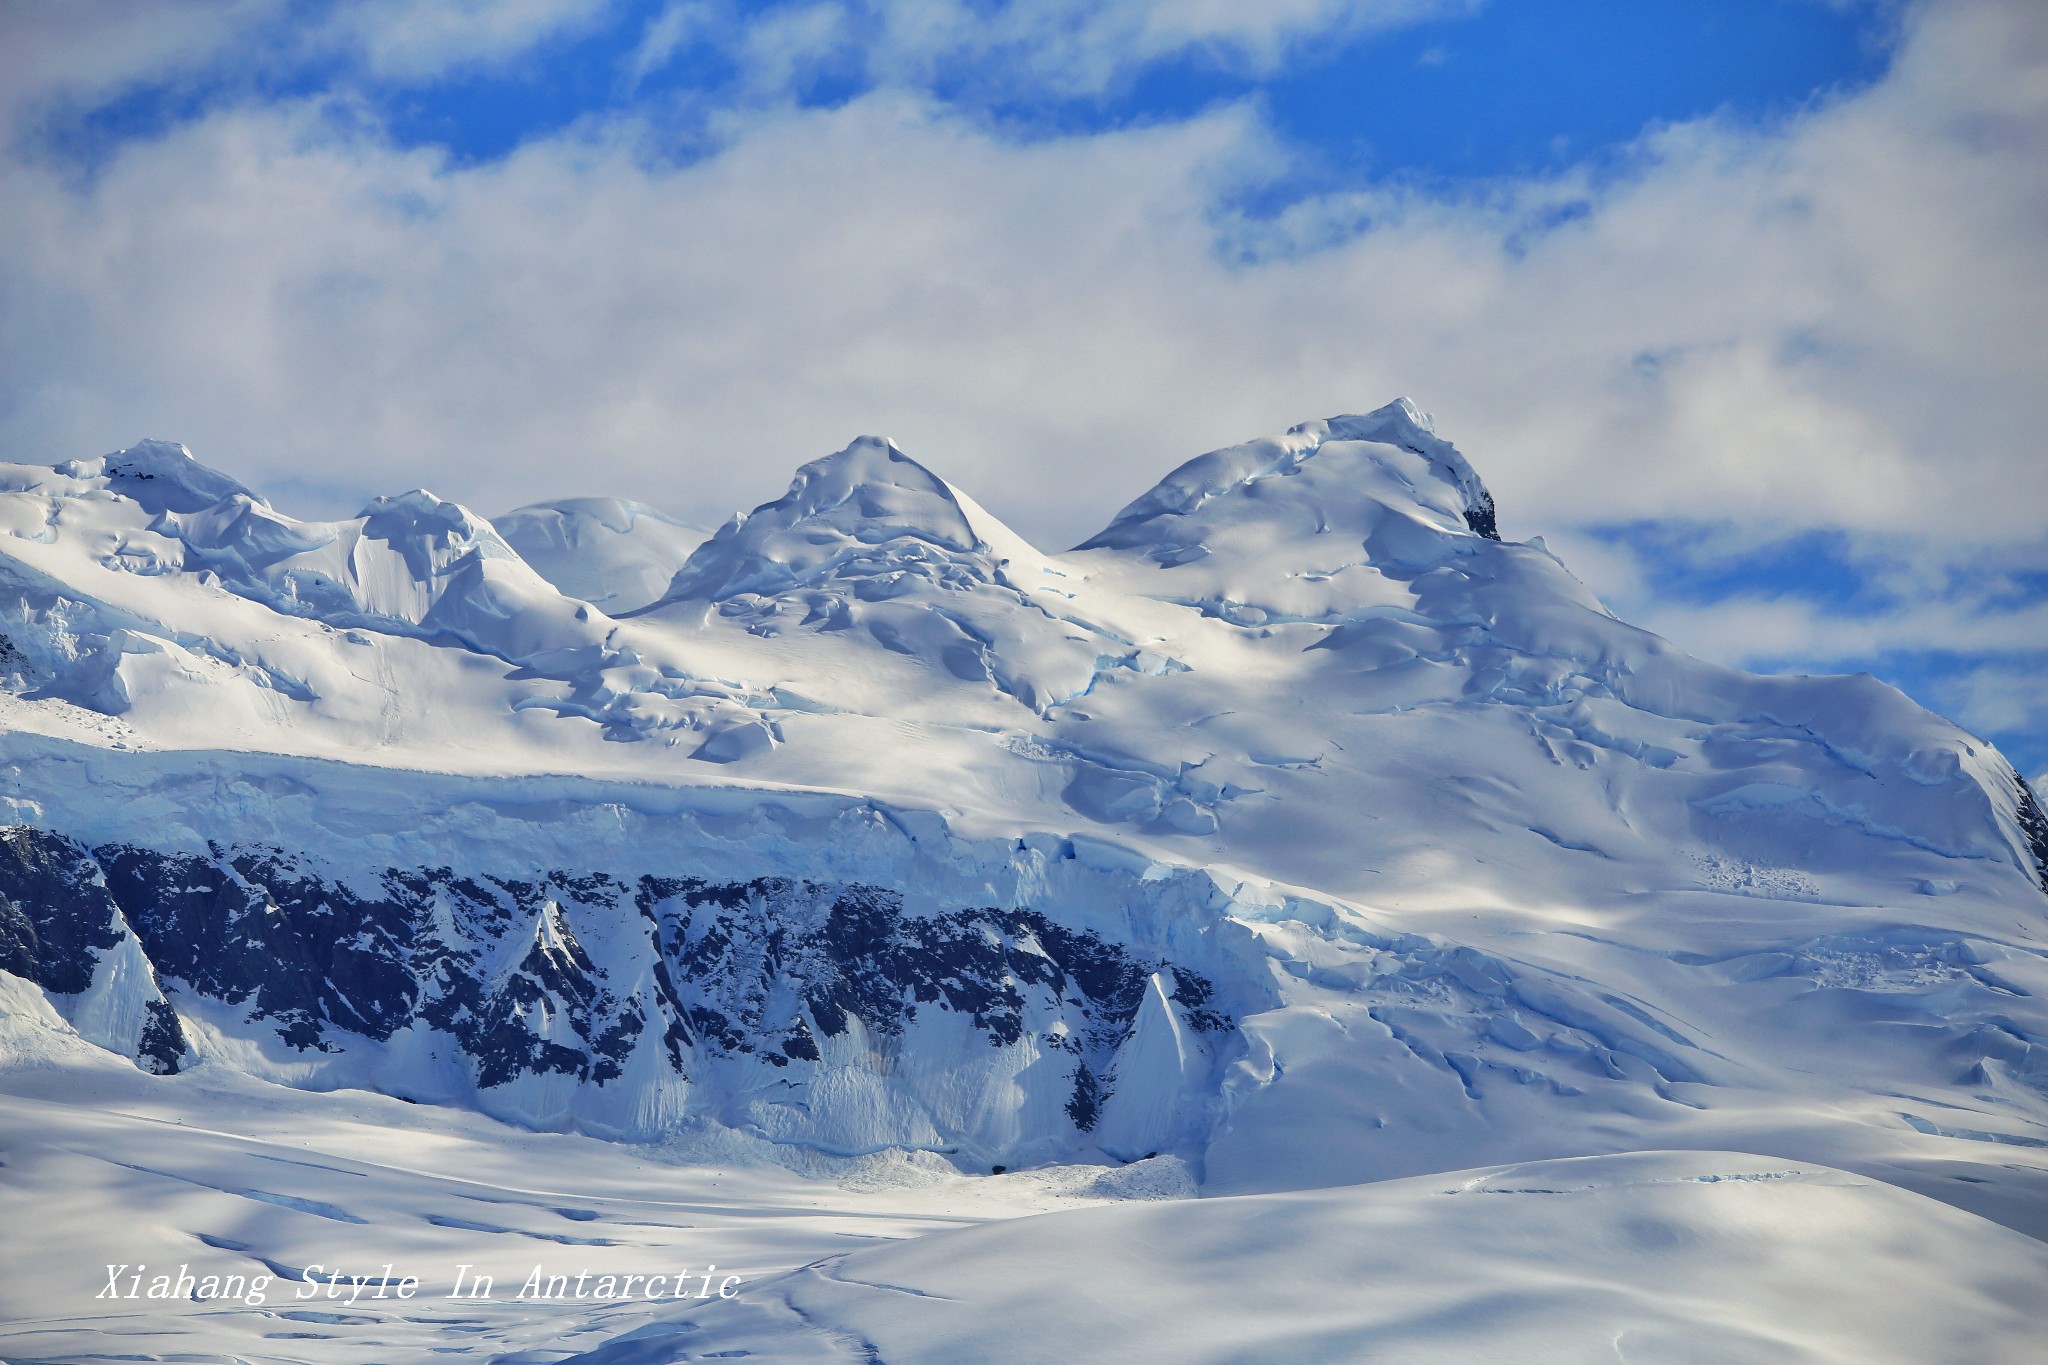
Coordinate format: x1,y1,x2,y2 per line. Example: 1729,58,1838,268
6,1049,2042,1363
0,1044,1069,1363
3,402,2046,1358
577,1151,2048,1365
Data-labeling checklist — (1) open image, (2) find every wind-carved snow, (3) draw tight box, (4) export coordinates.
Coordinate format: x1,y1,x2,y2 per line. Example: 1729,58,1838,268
2,402,2047,1364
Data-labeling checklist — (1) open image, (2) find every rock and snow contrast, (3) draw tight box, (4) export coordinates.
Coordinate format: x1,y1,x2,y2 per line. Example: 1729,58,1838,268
2,400,2044,1361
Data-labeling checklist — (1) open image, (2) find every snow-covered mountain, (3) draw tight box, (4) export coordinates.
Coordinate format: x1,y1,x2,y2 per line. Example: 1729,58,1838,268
3,402,2046,1358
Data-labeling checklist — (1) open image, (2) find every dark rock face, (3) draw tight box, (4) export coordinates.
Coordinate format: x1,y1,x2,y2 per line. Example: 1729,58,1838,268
136,999,186,1074
97,844,422,1050
2013,769,2048,893
1,827,1237,1145
1066,1061,1105,1131
0,826,121,995
0,826,190,1073
647,879,1230,1131
1464,493,1500,541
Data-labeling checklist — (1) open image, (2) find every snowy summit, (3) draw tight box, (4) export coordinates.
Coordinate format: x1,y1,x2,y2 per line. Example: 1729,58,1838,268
2,402,2045,1362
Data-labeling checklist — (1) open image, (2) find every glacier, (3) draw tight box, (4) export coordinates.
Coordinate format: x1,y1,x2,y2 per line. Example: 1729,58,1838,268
2,399,2044,1361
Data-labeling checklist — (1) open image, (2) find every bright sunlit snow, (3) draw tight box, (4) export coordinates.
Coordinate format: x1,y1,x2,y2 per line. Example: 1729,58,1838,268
3,404,2044,1362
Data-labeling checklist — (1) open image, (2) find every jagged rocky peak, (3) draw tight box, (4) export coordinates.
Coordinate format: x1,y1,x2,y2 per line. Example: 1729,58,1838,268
1079,397,1501,560
652,435,1030,606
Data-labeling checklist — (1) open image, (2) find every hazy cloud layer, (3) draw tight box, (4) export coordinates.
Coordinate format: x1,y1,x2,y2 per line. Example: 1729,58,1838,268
0,0,2042,764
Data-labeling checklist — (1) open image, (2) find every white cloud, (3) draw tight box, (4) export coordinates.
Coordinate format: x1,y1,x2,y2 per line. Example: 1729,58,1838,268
1627,594,2048,666
319,0,616,81
624,2,718,88
0,0,286,141
0,0,615,142
736,3,857,99
669,0,1479,101
1938,662,2048,770
0,0,2041,580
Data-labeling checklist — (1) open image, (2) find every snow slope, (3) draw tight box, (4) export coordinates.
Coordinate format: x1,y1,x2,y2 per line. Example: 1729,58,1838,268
568,1150,2048,1365
0,1035,1045,1364
2,402,2045,1360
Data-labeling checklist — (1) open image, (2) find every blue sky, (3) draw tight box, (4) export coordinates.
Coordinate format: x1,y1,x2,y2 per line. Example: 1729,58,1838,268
381,1,1889,174
51,1,1894,179
1,0,2043,778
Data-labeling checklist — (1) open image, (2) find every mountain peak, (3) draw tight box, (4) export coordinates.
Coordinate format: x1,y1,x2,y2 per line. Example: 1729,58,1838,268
779,435,977,548
1310,399,1496,540
57,439,263,516
652,435,992,604
1078,398,1499,556
1308,395,1438,448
